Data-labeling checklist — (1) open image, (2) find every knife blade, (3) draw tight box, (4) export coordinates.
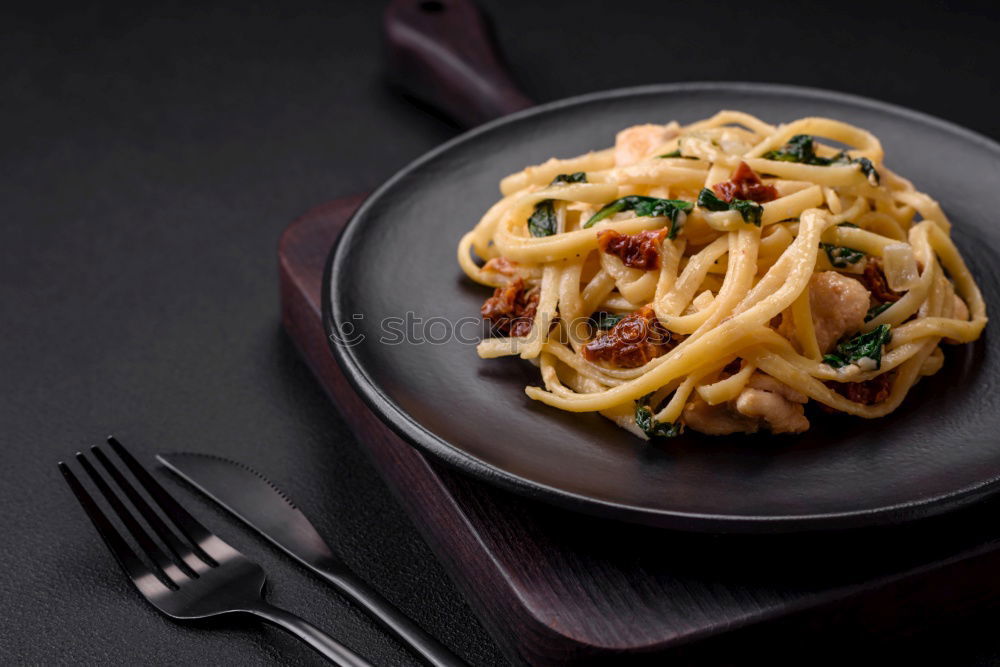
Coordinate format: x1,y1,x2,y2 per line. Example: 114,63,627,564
157,452,465,667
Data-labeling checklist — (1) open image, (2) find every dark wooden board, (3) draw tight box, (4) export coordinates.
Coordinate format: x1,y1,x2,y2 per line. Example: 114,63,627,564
280,198,1000,665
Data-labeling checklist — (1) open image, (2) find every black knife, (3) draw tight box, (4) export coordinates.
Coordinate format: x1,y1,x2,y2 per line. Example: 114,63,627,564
157,452,465,667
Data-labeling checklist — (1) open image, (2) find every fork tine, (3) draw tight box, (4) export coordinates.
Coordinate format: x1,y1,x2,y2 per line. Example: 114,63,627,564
76,452,187,588
58,461,172,597
91,446,204,577
106,436,219,565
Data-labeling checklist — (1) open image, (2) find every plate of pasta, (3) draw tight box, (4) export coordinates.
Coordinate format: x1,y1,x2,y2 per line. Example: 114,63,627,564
326,83,998,531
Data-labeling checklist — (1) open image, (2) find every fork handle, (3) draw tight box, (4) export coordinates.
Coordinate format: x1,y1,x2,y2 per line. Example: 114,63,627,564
245,601,372,667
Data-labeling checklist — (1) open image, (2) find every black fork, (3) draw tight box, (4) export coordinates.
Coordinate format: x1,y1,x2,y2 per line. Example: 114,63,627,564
58,437,371,666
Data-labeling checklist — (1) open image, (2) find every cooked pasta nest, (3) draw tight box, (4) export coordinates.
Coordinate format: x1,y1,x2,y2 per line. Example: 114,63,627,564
458,111,987,439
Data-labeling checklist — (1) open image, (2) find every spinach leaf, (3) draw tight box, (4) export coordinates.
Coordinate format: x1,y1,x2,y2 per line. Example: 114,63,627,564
819,242,865,268
585,199,631,225
634,395,682,439
838,221,860,228
584,196,692,239
696,188,731,212
592,312,625,330
697,188,763,226
527,200,558,237
730,199,763,226
528,173,590,237
851,157,881,186
550,172,587,185
822,324,892,369
763,134,821,163
657,150,697,159
763,134,881,184
865,303,892,322
632,197,691,219
829,154,880,185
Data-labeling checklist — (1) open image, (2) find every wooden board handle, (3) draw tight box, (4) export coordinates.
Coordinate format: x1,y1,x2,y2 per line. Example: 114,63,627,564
383,0,534,127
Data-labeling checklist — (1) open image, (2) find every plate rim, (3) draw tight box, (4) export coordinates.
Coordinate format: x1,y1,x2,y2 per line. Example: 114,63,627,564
324,81,1000,532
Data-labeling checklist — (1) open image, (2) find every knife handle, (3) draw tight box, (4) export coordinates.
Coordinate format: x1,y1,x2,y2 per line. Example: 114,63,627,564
383,0,534,127
317,562,466,667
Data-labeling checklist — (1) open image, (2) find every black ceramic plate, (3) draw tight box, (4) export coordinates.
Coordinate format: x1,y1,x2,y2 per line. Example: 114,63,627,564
325,82,999,532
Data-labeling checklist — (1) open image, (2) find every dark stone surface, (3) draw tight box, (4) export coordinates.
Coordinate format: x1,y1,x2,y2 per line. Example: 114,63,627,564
3,1,1000,664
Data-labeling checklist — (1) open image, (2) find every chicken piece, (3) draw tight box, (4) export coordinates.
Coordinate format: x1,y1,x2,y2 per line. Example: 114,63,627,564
746,372,808,403
717,128,754,156
734,388,810,434
779,271,870,353
614,123,680,167
682,396,760,435
682,372,810,435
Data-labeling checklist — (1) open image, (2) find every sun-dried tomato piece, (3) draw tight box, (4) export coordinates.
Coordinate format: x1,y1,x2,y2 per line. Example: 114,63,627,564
597,229,668,270
827,372,893,406
712,161,778,204
582,305,673,368
863,258,901,303
481,277,539,337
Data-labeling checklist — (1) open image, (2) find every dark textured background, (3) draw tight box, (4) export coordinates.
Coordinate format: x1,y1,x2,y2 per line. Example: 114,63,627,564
3,1,1000,664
